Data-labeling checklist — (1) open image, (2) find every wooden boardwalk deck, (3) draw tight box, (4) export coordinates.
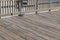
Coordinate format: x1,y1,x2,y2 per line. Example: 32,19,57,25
0,12,60,40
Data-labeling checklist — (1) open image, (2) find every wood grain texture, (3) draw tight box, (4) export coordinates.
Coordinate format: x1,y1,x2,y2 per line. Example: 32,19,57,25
0,12,60,40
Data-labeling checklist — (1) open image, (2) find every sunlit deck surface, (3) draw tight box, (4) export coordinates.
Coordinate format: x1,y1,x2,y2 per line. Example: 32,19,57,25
0,11,60,40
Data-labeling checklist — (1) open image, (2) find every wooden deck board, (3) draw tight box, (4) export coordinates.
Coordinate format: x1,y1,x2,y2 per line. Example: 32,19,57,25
0,12,60,40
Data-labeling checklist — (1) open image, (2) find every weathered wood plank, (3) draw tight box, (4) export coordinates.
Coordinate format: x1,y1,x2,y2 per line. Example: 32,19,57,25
0,12,60,40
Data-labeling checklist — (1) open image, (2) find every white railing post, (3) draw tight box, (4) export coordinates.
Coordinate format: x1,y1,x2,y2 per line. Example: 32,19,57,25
48,0,51,13
35,0,38,14
18,2,23,16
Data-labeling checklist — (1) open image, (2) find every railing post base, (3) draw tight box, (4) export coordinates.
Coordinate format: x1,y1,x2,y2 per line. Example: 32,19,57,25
49,9,51,12
36,11,38,15
48,9,52,14
11,13,13,15
18,14,24,17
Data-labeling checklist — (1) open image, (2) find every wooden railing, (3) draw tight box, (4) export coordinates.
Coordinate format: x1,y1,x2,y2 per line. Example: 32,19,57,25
0,1,19,17
0,0,60,18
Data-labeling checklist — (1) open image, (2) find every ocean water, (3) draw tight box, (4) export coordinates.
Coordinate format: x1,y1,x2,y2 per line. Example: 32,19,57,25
50,0,60,2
